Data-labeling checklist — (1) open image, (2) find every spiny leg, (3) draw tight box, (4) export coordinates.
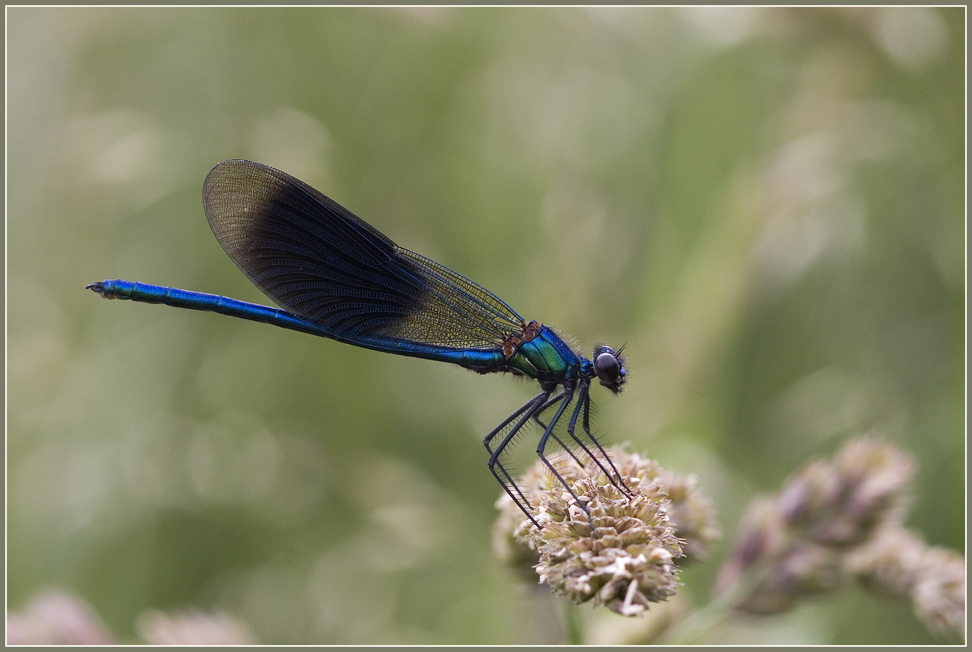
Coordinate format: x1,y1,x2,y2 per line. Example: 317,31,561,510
538,382,626,493
484,391,547,506
538,383,632,496
488,433,538,525
559,381,625,493
489,393,562,528
575,382,633,496
533,396,587,467
549,432,587,467
484,390,552,528
483,390,546,451
535,385,596,528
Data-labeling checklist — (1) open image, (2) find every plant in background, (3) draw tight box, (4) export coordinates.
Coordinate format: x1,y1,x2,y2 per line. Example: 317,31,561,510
846,524,965,637
6,589,255,645
6,440,962,646
493,436,965,644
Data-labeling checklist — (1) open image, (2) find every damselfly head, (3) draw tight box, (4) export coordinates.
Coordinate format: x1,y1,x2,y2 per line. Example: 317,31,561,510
593,345,626,393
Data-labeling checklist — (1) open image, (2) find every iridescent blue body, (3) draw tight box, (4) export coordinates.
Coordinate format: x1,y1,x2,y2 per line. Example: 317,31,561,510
87,160,628,527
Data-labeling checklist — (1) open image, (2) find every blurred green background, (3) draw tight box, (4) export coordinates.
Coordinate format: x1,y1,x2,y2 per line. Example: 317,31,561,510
6,7,964,645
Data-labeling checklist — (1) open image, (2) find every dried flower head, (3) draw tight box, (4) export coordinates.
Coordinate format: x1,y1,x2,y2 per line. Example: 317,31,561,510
717,437,917,613
137,609,256,645
653,469,722,562
848,525,965,640
6,589,115,645
494,447,719,616
533,475,682,616
735,541,846,614
584,451,720,563
777,437,915,547
716,435,964,639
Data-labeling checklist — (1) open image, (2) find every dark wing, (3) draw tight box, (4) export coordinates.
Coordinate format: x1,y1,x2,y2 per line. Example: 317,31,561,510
202,159,524,349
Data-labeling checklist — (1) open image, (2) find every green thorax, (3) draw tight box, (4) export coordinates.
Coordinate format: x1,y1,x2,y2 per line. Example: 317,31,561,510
506,325,582,382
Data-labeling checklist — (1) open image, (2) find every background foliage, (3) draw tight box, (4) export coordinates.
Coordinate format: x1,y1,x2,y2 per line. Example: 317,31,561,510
7,7,965,644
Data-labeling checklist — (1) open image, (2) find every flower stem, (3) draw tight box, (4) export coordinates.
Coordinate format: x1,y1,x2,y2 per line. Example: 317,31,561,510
560,601,584,645
658,560,773,644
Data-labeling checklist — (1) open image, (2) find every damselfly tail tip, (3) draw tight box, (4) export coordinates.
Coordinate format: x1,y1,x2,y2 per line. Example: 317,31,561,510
85,281,109,297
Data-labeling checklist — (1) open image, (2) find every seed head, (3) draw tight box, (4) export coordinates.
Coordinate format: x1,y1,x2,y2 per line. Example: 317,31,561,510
848,525,965,639
494,448,719,616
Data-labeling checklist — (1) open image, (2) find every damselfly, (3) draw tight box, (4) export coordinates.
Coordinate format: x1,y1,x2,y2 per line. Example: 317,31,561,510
87,160,630,527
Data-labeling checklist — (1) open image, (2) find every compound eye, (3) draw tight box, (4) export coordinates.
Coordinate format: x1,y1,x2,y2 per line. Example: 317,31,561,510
594,351,620,385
